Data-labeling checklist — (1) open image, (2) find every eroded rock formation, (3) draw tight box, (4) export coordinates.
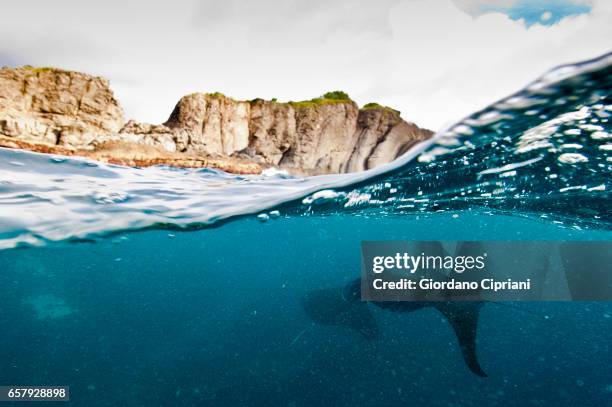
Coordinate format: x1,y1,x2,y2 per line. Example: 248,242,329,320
0,66,433,174
0,66,124,146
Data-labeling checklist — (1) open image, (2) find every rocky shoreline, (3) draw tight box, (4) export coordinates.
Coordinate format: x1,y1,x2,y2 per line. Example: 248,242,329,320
0,136,262,174
0,66,433,174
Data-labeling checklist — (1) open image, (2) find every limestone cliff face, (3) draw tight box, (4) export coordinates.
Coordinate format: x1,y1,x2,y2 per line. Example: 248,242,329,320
160,95,432,174
0,66,433,174
164,93,251,156
0,66,124,147
346,107,430,173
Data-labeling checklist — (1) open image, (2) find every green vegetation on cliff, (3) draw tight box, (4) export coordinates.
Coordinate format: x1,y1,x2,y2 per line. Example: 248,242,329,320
321,91,350,100
287,90,353,109
205,91,397,115
362,102,400,116
21,66,59,73
206,92,228,98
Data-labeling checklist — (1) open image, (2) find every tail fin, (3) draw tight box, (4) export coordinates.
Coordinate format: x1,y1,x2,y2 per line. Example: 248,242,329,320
435,302,487,377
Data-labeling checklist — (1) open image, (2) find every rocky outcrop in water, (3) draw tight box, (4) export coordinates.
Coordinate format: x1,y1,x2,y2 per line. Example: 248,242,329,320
0,66,432,174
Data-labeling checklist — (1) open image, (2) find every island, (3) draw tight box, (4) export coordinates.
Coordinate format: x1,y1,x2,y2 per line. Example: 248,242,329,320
0,66,433,175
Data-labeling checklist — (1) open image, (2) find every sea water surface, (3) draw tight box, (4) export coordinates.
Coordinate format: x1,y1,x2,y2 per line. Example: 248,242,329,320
0,53,611,406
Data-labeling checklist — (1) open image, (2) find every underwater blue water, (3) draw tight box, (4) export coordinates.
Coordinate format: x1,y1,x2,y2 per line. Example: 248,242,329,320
0,53,611,406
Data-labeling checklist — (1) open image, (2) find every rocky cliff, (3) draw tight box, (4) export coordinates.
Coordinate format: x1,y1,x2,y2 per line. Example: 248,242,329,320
0,66,433,174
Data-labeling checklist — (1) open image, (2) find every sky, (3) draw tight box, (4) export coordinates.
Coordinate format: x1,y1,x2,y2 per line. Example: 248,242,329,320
1,0,610,131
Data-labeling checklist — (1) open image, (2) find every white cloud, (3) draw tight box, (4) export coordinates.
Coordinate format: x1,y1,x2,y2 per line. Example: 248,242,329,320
371,0,610,129
541,11,553,21
1,0,610,131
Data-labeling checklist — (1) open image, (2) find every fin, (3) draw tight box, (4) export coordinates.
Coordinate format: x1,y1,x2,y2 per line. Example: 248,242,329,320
436,303,487,377
341,278,361,302
348,306,379,341
302,286,379,341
